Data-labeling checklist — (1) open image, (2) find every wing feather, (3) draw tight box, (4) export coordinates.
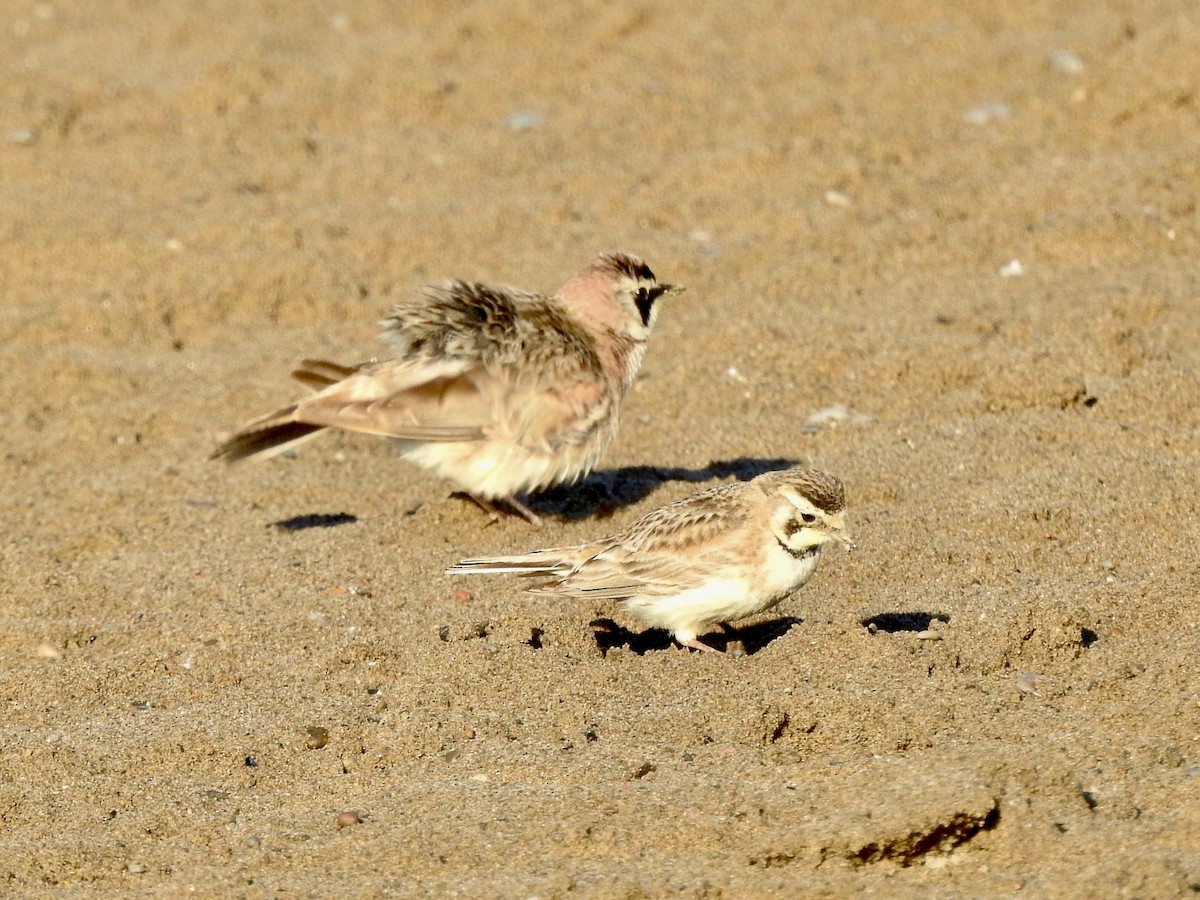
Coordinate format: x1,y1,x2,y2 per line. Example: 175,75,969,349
538,482,751,598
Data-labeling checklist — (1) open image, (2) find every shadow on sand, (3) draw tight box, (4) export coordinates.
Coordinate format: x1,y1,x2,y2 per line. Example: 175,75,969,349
525,456,801,521
591,615,804,657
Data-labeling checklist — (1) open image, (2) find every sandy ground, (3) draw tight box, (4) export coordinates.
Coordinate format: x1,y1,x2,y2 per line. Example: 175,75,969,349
2,0,1199,895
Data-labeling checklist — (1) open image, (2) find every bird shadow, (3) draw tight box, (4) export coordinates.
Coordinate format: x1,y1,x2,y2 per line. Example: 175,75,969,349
271,512,359,531
591,616,804,657
861,611,951,633
524,456,801,521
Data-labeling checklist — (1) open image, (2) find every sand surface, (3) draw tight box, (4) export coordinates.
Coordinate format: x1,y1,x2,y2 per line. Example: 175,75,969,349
3,0,1199,895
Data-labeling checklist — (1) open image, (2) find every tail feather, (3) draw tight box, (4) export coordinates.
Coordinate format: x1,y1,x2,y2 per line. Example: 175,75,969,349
211,406,327,462
445,554,566,577
291,359,358,391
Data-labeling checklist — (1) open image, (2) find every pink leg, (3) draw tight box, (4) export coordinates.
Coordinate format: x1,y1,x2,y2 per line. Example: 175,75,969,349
679,637,724,654
501,495,543,528
461,493,542,528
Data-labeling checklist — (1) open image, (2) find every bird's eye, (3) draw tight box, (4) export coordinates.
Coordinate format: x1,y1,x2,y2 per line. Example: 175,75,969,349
800,513,817,524
633,286,654,326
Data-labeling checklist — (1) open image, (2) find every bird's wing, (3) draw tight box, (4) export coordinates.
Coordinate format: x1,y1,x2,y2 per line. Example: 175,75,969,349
373,281,613,450
288,357,489,441
535,483,750,600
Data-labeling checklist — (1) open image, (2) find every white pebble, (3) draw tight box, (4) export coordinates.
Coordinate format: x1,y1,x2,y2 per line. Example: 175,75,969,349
1048,50,1084,75
804,403,875,427
999,259,1024,277
1015,673,1044,695
823,189,852,207
504,111,543,132
964,102,1011,126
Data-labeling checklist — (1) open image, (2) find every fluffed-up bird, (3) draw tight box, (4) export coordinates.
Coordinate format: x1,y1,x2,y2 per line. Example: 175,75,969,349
212,252,681,523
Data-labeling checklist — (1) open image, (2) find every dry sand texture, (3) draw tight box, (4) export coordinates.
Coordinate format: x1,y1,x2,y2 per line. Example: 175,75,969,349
2,0,1199,895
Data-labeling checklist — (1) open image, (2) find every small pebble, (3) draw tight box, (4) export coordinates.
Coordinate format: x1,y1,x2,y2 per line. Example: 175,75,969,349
455,588,473,603
7,128,37,145
35,642,61,659
1081,377,1119,407
243,835,262,848
438,625,451,642
964,102,1011,125
1016,672,1045,695
805,403,875,428
126,863,147,874
504,111,543,131
824,189,852,207
1048,50,1084,75
631,762,656,780
335,810,364,828
304,726,330,750
914,630,943,641
999,259,1025,277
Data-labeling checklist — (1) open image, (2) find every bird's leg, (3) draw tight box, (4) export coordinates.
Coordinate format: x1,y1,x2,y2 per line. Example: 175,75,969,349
459,493,542,528
460,493,503,527
499,495,543,528
679,637,723,654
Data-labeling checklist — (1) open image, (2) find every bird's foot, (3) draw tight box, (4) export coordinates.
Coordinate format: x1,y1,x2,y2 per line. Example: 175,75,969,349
678,637,723,654
459,493,542,528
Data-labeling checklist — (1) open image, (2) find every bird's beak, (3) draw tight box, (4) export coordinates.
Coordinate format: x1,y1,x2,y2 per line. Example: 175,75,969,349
653,283,684,299
834,531,856,552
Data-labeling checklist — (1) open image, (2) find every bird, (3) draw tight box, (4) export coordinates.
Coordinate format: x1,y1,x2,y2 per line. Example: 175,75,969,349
211,252,681,524
446,467,852,652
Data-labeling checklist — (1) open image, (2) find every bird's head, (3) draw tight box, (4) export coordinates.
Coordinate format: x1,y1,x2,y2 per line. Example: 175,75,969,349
559,251,682,341
761,468,853,558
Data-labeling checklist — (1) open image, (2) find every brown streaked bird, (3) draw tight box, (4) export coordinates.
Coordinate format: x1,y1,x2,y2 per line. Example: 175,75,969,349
446,467,852,652
212,252,681,523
